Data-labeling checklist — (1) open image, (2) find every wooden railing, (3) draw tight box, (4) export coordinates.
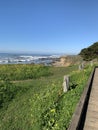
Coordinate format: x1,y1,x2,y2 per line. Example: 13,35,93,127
67,67,96,130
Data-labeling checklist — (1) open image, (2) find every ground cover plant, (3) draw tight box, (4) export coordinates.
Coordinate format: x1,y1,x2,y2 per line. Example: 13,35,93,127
0,64,93,130
0,64,52,80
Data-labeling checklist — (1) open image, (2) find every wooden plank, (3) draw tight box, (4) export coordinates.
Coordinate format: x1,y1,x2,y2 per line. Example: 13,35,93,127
83,68,98,130
84,125,98,130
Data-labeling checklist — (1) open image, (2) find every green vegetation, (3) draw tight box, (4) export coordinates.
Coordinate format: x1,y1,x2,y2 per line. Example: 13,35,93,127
79,42,98,61
0,64,52,80
0,64,93,130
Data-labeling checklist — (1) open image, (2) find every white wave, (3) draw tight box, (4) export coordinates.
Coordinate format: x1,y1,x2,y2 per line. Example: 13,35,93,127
0,53,61,64
0,60,8,64
20,55,33,58
20,55,49,60
49,55,61,58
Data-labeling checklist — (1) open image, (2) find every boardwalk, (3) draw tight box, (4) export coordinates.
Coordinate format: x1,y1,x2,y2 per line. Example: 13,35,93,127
83,68,98,130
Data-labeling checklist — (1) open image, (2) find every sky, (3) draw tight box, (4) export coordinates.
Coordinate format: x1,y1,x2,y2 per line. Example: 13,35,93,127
0,0,98,54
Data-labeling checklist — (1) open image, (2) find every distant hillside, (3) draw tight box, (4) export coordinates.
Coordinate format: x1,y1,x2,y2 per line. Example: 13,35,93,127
79,42,98,61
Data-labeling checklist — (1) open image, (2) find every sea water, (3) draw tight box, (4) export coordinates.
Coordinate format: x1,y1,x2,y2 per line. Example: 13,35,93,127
0,53,61,65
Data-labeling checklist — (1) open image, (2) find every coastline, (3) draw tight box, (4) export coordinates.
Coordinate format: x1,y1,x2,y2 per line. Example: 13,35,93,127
0,53,82,67
52,55,82,67
0,53,61,65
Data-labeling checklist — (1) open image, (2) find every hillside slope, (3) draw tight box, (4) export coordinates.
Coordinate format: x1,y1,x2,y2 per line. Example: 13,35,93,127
79,42,98,61
53,55,82,67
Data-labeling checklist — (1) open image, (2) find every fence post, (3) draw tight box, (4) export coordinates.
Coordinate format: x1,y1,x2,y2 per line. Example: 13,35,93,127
90,61,93,66
81,62,84,69
79,64,82,70
63,75,69,93
79,62,84,70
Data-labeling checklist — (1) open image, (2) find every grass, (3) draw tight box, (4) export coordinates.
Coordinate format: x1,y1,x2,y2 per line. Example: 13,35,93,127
0,64,92,130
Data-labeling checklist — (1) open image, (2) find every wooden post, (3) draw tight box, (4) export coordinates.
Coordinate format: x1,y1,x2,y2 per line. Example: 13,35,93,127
79,62,84,70
81,62,84,69
79,64,82,70
63,75,69,93
90,61,93,66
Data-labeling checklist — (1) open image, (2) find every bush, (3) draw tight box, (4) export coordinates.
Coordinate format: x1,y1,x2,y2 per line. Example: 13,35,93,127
40,66,92,130
0,64,52,80
0,78,16,108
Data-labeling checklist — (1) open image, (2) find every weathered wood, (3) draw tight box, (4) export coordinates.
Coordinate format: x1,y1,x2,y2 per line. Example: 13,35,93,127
79,62,84,70
90,61,93,66
81,62,84,69
83,68,98,130
63,75,69,93
67,67,95,130
79,64,82,70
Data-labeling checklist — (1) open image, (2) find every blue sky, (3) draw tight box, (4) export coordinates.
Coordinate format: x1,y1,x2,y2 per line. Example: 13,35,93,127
0,0,98,54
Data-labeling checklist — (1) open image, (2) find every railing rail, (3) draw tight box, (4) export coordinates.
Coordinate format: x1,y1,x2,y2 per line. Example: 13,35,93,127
67,67,96,130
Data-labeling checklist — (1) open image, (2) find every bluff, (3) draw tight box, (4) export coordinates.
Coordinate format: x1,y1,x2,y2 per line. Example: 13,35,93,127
52,55,82,67
79,42,98,61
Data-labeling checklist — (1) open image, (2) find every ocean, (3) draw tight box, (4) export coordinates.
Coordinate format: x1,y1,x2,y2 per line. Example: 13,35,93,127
0,53,61,65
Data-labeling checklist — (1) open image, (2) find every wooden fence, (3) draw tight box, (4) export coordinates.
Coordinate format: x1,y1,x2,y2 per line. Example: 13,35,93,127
67,67,96,130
